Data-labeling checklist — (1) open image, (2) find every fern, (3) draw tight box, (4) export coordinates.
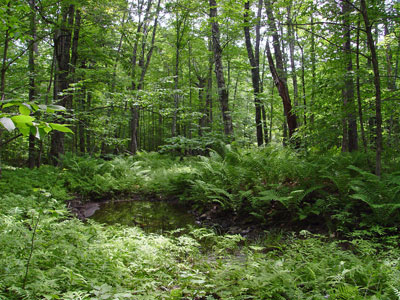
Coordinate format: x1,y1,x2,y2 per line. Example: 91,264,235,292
392,286,400,300
347,165,400,225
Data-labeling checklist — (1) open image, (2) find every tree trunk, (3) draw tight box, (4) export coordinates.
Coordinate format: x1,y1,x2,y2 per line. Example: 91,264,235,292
50,4,75,165
45,49,55,105
310,12,316,125
206,37,213,129
356,20,368,152
287,4,299,110
360,0,382,176
265,0,298,140
209,0,233,137
197,77,207,136
171,8,189,137
172,42,180,137
129,0,160,154
260,39,269,144
0,2,11,101
384,23,397,146
341,0,358,152
298,40,307,127
244,0,264,146
269,80,274,142
86,91,92,154
28,0,39,169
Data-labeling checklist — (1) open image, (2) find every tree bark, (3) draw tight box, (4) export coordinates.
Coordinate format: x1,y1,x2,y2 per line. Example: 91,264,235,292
209,0,233,137
360,0,382,176
244,0,264,146
310,12,316,125
197,76,207,136
287,4,299,110
341,0,358,152
298,40,307,127
265,0,298,139
207,37,213,129
28,0,39,169
0,2,11,101
356,21,367,152
50,4,75,165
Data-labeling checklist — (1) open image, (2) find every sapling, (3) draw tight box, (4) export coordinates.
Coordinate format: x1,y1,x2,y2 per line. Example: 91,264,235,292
22,209,40,289
22,189,51,290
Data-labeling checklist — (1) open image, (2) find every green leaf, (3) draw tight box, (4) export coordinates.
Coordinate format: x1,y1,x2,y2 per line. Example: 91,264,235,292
11,115,34,125
0,117,16,131
31,126,40,139
19,103,31,116
43,125,52,134
2,102,20,109
38,127,48,137
30,103,39,111
19,126,30,136
50,123,74,133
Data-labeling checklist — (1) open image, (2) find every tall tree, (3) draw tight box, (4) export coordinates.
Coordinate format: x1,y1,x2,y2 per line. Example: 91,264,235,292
341,0,358,152
209,0,233,137
287,2,298,110
244,0,265,146
0,1,11,101
265,0,298,139
360,0,383,176
28,0,39,169
129,0,161,154
355,20,368,151
170,0,190,137
49,3,75,164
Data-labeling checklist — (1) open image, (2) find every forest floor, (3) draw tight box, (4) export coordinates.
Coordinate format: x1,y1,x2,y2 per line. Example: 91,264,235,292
1,150,400,299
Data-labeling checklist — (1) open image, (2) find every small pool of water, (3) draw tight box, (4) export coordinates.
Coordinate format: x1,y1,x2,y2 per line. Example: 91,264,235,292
91,200,197,233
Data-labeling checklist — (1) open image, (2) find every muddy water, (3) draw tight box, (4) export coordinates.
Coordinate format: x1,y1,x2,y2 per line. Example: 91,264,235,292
90,200,197,233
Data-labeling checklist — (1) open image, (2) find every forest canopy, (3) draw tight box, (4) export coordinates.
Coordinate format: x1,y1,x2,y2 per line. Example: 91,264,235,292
0,0,398,173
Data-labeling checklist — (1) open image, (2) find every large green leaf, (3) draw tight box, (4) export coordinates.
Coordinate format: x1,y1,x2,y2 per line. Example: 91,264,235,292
49,123,74,133
11,115,34,125
19,126,30,136
19,103,31,116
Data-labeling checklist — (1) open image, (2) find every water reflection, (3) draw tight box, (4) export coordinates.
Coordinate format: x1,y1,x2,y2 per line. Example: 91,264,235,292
91,200,197,233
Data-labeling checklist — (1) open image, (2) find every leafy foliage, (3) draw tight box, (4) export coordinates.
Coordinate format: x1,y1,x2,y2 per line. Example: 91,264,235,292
1,151,400,299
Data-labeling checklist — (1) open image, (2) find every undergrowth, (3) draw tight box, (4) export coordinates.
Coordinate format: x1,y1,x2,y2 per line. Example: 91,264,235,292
0,190,400,299
3,145,400,231
1,146,400,299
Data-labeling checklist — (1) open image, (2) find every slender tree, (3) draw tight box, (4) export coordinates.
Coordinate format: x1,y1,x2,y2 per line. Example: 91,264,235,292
360,0,383,176
341,0,358,152
129,0,161,154
209,0,233,137
355,20,367,151
265,0,298,139
244,0,265,146
28,0,39,169
0,1,11,101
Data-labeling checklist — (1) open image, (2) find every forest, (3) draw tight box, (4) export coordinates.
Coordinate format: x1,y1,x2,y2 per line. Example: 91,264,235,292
1,0,400,299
